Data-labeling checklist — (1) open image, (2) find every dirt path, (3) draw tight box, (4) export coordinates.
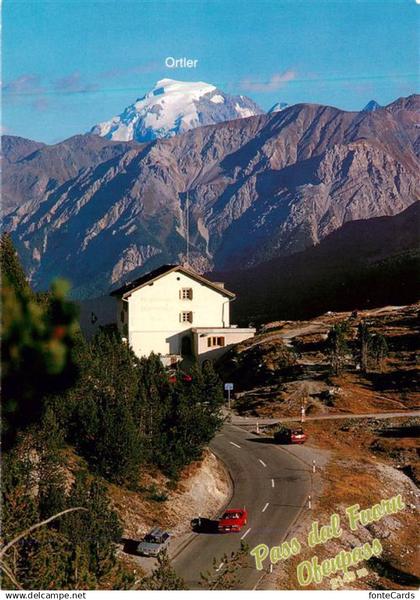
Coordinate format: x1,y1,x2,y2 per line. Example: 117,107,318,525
231,410,420,426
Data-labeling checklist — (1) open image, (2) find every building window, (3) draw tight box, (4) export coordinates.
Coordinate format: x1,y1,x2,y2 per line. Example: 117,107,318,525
207,336,225,348
181,287,193,300
180,311,193,323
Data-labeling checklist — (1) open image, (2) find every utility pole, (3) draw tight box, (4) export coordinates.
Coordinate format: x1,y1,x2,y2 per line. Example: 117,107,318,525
186,192,190,267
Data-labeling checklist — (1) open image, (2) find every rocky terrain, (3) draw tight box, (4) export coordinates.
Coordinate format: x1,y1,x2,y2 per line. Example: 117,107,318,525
219,303,419,418
111,449,231,575
2,94,419,298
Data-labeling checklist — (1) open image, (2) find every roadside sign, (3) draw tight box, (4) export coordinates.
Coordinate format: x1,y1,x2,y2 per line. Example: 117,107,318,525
224,383,233,412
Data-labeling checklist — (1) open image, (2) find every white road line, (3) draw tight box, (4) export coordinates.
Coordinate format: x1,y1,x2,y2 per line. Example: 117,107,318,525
215,562,224,572
262,502,269,513
271,479,275,488
241,527,251,540
259,459,267,467
229,441,241,448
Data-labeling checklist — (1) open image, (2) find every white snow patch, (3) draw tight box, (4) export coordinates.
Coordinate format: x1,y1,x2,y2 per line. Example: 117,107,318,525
234,104,255,118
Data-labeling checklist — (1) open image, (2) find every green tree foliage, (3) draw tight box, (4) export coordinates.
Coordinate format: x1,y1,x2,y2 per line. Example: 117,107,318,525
1,235,80,448
369,334,388,372
2,429,131,590
358,321,389,373
201,541,250,589
137,357,224,479
55,338,224,484
0,233,31,296
1,235,225,589
358,321,370,372
327,321,350,375
59,472,123,585
56,331,143,485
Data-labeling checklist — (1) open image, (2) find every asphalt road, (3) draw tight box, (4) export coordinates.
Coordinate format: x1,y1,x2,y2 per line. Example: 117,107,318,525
172,424,311,589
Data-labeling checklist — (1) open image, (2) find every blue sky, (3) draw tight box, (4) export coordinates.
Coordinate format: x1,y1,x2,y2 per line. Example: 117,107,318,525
2,0,418,143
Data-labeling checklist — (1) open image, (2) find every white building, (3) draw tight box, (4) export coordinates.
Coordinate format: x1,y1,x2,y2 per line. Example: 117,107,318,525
109,264,255,364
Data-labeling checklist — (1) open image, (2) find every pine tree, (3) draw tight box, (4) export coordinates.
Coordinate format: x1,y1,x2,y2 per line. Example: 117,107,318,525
358,321,371,372
61,331,143,485
59,472,124,585
1,274,80,448
200,542,249,589
327,322,350,375
357,322,388,373
369,334,388,372
0,232,31,296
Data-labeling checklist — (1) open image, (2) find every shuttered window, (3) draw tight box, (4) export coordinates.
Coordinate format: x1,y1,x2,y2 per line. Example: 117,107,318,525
180,288,193,300
180,311,193,323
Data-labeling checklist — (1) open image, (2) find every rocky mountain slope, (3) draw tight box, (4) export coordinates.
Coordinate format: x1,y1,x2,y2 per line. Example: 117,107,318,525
3,94,419,298
215,202,420,323
90,78,263,142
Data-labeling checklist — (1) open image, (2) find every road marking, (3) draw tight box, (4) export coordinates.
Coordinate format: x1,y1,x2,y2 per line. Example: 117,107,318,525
259,459,267,467
262,502,269,513
271,478,275,488
229,441,241,448
241,527,251,540
215,562,224,572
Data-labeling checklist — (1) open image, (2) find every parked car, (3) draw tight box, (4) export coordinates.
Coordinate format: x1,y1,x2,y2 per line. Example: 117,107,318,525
218,508,248,533
274,427,307,444
136,527,171,557
168,369,192,383
190,516,219,533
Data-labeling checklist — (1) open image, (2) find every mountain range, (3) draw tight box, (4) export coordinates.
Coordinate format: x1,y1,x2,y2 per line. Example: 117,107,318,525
2,91,419,301
88,78,386,143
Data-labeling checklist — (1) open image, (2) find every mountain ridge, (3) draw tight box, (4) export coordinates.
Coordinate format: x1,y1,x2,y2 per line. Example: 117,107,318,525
211,202,420,323
2,94,419,298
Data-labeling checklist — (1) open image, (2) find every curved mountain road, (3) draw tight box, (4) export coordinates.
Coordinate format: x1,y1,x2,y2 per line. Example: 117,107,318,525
172,424,311,589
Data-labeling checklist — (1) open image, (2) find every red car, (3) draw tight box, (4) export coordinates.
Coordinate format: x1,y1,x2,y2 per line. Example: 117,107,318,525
274,427,307,444
168,370,192,384
290,429,308,444
290,428,307,444
218,508,248,533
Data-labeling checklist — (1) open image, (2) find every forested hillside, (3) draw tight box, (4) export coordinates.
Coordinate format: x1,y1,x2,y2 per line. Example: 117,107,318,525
1,234,223,589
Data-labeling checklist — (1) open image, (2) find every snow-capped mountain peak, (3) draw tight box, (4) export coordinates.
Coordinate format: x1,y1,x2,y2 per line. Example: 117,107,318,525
90,79,263,142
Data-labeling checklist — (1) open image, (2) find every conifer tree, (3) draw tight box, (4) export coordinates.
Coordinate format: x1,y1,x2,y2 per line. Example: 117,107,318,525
0,233,31,296
1,266,79,448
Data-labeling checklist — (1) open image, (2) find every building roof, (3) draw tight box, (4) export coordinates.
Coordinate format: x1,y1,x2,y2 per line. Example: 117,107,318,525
110,264,236,299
